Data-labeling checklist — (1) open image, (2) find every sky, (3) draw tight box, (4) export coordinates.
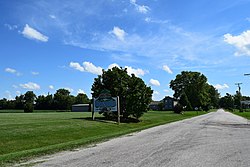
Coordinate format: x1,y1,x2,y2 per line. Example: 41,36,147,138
1,0,250,101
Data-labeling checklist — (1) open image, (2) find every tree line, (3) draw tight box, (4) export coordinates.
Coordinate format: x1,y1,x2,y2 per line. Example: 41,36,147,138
1,69,249,116
0,89,90,112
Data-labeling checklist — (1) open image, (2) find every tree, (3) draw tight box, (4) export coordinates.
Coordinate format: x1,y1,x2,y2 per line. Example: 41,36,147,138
170,71,217,111
24,91,36,112
54,89,73,110
219,93,234,110
234,91,242,111
35,94,53,110
15,95,24,109
179,93,192,111
75,93,90,104
91,67,153,120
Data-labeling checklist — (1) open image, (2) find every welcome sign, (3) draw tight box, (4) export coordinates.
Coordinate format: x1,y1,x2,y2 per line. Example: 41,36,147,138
93,89,118,112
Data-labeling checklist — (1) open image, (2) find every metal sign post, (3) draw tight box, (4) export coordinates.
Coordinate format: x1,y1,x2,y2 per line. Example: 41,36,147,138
117,96,120,124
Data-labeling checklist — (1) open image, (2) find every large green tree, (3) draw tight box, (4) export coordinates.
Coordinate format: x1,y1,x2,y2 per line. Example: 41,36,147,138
24,91,36,112
91,67,153,119
74,93,90,104
170,71,219,110
54,89,73,110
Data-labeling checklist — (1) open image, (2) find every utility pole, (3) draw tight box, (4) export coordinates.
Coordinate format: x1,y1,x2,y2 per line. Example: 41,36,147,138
235,83,242,94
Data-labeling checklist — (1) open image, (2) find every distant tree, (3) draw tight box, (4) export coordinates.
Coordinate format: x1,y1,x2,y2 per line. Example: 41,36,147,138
15,95,24,109
75,93,90,104
170,71,218,111
35,94,54,110
54,89,73,110
219,93,234,110
207,85,220,109
91,67,153,120
24,91,36,112
234,91,242,111
170,71,209,108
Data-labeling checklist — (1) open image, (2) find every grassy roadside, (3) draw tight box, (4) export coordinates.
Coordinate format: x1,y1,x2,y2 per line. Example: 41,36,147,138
0,110,207,166
232,110,250,119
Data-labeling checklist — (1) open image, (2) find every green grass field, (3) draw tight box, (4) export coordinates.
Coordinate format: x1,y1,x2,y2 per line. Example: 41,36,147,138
233,110,250,119
0,110,207,166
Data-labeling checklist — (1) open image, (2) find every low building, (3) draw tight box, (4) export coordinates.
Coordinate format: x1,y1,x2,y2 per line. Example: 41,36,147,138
71,104,90,112
149,101,161,110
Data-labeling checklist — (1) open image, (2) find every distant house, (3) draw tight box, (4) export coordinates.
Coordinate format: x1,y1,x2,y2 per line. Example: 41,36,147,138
162,96,177,110
149,101,161,110
71,104,90,112
149,96,178,111
241,100,250,108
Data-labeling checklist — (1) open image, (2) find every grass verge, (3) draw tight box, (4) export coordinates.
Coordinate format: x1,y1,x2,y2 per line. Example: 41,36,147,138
0,110,207,166
233,110,250,120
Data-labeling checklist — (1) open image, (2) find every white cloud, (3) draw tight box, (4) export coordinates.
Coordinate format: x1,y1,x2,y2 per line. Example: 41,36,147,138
49,85,54,90
69,62,84,72
4,24,18,31
130,0,150,14
69,61,102,75
83,62,103,75
110,26,126,41
22,24,49,42
5,68,16,74
214,84,229,90
125,66,147,77
149,79,160,86
108,63,120,69
77,89,85,94
5,67,21,76
31,71,39,75
20,82,40,90
49,15,56,19
224,30,250,56
162,65,173,74
12,85,18,89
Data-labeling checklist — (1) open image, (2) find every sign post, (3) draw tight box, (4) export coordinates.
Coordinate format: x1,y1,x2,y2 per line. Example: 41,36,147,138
117,96,120,124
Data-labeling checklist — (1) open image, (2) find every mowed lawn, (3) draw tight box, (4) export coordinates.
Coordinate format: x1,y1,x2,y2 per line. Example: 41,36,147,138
233,110,250,119
0,110,207,165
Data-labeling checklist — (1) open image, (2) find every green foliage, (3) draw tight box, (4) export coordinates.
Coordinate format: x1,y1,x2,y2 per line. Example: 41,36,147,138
219,93,234,110
170,71,219,110
24,102,34,113
54,89,73,110
91,67,153,120
75,93,90,104
173,103,183,114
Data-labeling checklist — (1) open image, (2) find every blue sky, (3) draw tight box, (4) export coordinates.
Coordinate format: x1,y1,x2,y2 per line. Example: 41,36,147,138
1,0,250,101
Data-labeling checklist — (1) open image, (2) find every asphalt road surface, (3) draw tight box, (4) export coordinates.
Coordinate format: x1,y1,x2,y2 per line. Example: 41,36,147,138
31,109,250,167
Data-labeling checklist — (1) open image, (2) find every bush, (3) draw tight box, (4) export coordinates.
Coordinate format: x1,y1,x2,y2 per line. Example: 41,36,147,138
24,103,34,113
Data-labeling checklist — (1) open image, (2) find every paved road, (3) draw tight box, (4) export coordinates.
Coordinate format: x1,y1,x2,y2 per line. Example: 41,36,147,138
32,109,250,167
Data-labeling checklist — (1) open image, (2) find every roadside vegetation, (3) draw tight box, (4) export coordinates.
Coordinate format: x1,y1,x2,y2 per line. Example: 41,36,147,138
231,109,250,119
0,110,207,166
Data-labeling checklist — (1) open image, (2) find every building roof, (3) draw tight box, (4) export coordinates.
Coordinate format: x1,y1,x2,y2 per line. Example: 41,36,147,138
72,104,89,107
